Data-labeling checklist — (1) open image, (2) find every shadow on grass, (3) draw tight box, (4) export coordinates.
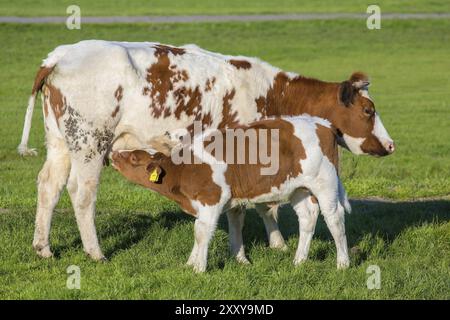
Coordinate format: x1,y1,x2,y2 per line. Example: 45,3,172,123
101,210,194,258
53,199,450,262
264,198,450,264
51,209,194,259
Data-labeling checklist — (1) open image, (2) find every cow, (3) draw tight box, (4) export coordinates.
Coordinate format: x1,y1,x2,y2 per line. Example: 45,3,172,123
18,40,394,262
111,116,351,272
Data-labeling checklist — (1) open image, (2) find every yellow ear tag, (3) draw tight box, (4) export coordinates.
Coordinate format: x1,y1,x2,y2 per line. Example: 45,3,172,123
149,169,159,182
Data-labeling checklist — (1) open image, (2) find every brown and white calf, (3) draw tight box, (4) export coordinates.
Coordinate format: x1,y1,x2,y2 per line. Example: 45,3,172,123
18,40,394,261
112,116,351,272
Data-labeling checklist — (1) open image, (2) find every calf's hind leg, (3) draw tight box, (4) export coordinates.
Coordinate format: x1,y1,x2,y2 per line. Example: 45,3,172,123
289,189,320,265
33,135,71,258
313,191,349,269
254,203,287,250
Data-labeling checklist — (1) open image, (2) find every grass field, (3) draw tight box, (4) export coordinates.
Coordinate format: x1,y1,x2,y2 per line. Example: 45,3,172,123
0,18,449,299
0,0,449,16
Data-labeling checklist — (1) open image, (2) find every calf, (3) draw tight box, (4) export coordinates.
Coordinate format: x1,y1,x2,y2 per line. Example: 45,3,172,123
111,116,351,272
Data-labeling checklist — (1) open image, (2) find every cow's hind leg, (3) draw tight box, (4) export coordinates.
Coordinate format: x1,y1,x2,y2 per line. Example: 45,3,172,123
69,157,105,260
33,135,71,258
254,203,287,250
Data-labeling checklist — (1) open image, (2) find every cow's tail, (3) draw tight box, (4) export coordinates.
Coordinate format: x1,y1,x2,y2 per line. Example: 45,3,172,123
338,178,352,214
18,66,55,156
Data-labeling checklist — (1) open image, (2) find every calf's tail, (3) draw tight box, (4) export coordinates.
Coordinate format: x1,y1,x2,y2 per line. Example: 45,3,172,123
338,179,352,214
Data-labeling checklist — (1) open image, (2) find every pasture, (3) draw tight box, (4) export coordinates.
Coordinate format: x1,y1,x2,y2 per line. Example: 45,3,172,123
0,0,448,16
0,14,449,298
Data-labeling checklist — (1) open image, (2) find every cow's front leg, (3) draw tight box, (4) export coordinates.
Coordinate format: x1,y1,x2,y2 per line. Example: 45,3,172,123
254,203,287,250
70,158,105,261
226,206,250,264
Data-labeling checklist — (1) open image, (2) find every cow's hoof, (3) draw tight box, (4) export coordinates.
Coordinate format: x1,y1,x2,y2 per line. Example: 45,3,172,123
236,255,251,265
192,264,206,273
86,251,107,262
35,245,53,258
293,256,307,266
337,258,350,269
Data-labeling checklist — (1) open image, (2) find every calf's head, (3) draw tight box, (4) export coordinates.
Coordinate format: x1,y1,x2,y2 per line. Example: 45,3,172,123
111,150,165,184
333,72,395,156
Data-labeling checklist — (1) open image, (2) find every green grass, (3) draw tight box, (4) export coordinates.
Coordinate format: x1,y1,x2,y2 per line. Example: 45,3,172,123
0,0,449,16
1,200,449,299
0,19,449,299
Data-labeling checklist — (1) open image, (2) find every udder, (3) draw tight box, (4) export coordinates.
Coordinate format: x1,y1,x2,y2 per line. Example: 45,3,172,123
110,131,178,160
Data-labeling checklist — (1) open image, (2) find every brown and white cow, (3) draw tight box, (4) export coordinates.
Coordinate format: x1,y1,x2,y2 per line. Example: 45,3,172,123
18,41,394,261
112,116,351,272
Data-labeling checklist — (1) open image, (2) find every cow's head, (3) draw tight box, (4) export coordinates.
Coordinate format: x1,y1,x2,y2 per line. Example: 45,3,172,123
333,72,395,156
111,150,165,184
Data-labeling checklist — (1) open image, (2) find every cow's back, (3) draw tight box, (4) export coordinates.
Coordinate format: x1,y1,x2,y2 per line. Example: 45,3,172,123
43,40,282,152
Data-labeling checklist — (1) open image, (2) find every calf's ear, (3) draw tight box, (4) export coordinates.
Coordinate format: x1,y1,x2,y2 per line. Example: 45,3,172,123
146,163,164,183
129,152,140,165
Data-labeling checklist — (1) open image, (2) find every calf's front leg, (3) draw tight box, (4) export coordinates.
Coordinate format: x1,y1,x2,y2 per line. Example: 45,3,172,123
190,207,222,273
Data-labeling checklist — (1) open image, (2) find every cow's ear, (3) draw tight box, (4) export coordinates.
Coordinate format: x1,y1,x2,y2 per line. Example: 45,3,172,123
350,71,370,90
339,80,355,107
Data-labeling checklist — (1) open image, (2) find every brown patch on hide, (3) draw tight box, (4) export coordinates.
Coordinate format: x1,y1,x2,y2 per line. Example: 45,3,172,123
218,89,238,129
228,59,252,70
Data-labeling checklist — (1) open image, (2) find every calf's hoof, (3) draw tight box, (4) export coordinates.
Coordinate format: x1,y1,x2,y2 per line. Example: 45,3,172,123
269,235,288,251
186,258,196,267
270,242,288,251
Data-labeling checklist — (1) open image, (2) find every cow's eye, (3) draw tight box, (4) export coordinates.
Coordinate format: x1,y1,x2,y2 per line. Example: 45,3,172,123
363,107,374,116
